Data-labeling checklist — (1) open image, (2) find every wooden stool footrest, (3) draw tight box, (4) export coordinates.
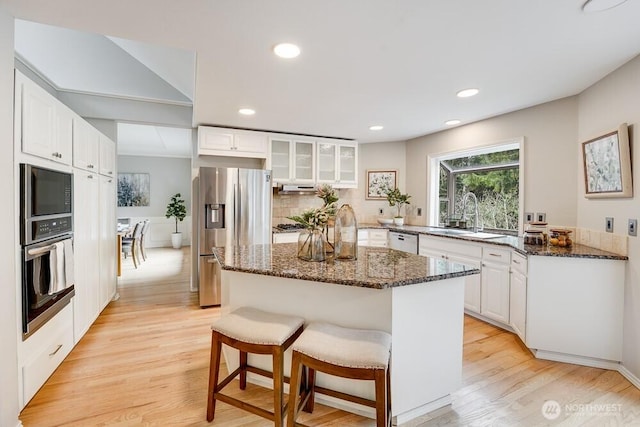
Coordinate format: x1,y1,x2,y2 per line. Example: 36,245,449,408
313,385,377,409
215,392,288,421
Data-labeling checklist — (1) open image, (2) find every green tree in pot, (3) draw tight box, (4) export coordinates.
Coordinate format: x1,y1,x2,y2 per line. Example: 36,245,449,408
385,187,411,226
166,193,187,248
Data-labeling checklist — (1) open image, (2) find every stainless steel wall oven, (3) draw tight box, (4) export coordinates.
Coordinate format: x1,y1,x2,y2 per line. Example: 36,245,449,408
20,164,75,339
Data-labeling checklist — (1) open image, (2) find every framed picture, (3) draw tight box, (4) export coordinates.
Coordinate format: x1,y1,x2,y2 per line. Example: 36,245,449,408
582,123,632,198
366,170,397,199
117,173,150,206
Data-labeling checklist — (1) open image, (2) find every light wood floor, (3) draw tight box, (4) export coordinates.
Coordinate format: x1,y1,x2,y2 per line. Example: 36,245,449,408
19,247,640,426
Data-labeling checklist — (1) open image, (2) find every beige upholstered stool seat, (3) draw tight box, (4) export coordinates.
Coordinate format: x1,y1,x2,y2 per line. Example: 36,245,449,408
207,307,305,426
287,322,392,427
292,322,391,369
212,306,304,346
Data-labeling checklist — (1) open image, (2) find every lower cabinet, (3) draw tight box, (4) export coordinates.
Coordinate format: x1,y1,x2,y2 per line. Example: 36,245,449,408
357,228,388,247
20,303,74,407
509,253,528,342
273,231,300,244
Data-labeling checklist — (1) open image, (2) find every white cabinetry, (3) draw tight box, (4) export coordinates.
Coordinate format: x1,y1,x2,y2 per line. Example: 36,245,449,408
316,141,357,188
480,246,511,324
419,235,482,312
99,175,117,308
273,232,300,244
73,169,101,342
509,252,527,342
16,71,72,165
20,303,74,407
99,135,116,177
357,229,388,247
198,126,268,158
269,137,315,184
72,118,100,172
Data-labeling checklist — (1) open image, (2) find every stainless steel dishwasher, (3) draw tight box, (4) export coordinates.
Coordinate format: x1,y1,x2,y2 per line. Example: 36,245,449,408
388,231,418,254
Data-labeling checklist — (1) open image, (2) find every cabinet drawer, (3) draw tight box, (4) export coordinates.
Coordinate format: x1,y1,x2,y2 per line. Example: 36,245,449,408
420,235,482,258
368,229,388,241
273,232,300,244
482,246,511,264
21,304,74,405
511,252,528,275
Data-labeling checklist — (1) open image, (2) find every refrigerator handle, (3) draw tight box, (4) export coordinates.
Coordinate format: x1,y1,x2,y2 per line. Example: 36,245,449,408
234,183,241,245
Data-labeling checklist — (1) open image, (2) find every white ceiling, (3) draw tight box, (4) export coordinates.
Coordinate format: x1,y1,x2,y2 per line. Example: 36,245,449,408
6,0,640,148
116,123,192,158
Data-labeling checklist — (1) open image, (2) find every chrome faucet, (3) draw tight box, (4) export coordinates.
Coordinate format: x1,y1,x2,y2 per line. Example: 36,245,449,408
461,192,481,232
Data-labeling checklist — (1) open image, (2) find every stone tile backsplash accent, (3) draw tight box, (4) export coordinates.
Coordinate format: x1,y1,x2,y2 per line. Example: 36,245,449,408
574,227,628,256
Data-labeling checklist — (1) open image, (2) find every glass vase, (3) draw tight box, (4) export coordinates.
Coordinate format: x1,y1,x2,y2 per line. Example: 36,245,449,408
334,204,358,260
324,216,335,253
297,228,327,262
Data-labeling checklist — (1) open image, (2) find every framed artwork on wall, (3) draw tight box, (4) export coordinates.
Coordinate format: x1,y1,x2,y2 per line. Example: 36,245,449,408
366,170,397,200
582,123,632,199
117,173,150,206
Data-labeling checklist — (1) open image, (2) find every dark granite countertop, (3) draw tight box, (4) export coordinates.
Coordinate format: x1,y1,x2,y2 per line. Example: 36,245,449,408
355,223,628,261
213,243,480,290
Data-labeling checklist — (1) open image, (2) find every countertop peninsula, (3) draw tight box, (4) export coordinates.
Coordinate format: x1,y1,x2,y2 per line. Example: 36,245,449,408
213,243,479,289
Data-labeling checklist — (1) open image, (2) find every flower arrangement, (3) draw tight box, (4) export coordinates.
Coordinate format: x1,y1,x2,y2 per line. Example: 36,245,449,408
316,184,339,207
288,203,336,231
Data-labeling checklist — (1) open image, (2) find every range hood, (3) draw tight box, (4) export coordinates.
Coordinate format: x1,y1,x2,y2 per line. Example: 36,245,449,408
276,184,317,194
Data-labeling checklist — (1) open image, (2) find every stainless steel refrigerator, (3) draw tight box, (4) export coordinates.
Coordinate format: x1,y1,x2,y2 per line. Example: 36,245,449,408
197,167,272,306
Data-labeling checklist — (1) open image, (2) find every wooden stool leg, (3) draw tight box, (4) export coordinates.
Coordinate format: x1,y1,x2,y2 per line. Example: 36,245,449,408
287,351,303,427
303,367,316,413
273,347,285,427
386,364,391,426
239,351,248,390
374,369,387,427
206,333,222,422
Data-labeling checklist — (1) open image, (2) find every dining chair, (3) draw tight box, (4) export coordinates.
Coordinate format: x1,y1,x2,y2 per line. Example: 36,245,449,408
122,222,143,268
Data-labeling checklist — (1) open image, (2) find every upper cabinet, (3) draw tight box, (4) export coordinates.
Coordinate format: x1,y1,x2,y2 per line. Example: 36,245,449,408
16,71,72,165
73,118,100,172
316,140,358,188
269,136,358,188
198,126,268,158
98,135,116,177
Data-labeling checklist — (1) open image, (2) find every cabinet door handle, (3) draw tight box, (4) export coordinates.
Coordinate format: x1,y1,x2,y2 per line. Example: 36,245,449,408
488,253,502,257
88,175,94,179
513,259,520,264
49,344,63,357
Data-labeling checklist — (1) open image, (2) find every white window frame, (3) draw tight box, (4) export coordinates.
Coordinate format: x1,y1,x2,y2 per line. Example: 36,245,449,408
427,137,525,234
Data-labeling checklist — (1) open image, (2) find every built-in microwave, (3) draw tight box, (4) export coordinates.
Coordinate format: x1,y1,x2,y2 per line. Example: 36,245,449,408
20,164,73,245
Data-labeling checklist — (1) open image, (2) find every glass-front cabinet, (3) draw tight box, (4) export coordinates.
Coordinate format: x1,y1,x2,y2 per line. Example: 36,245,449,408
316,141,358,188
269,138,315,184
294,140,315,182
269,136,357,188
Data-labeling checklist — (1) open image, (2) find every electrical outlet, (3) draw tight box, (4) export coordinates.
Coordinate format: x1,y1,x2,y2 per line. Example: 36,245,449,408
417,207,422,216
378,208,383,215
524,212,534,223
535,212,546,223
629,219,637,237
606,217,614,233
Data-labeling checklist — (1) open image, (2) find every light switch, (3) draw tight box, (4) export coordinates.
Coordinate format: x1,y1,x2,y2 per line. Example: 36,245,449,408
417,208,422,216
524,212,534,223
535,212,546,223
378,208,384,215
629,219,637,237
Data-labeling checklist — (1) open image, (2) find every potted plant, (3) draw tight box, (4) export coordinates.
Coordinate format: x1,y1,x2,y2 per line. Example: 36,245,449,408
385,187,411,226
165,193,187,248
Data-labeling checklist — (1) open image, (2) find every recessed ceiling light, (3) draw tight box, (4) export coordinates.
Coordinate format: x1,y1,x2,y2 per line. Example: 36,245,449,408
369,125,384,131
456,88,479,98
582,0,628,12
238,108,255,116
273,43,301,59
445,120,461,126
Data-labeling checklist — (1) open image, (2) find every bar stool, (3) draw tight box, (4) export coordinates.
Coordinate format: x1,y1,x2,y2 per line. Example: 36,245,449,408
206,307,305,426
287,322,392,427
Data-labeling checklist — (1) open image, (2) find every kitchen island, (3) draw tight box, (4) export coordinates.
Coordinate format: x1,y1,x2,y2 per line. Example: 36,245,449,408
213,243,480,424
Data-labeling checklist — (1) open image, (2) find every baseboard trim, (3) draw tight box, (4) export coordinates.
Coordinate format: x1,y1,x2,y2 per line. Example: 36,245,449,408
393,395,452,426
618,365,640,390
532,349,621,370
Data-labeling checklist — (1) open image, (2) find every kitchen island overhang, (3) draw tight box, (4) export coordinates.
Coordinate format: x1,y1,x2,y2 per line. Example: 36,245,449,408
213,244,480,425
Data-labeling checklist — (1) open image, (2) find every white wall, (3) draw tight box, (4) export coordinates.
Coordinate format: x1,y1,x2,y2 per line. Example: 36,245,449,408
117,155,192,247
405,97,579,227
577,54,640,384
0,6,20,427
